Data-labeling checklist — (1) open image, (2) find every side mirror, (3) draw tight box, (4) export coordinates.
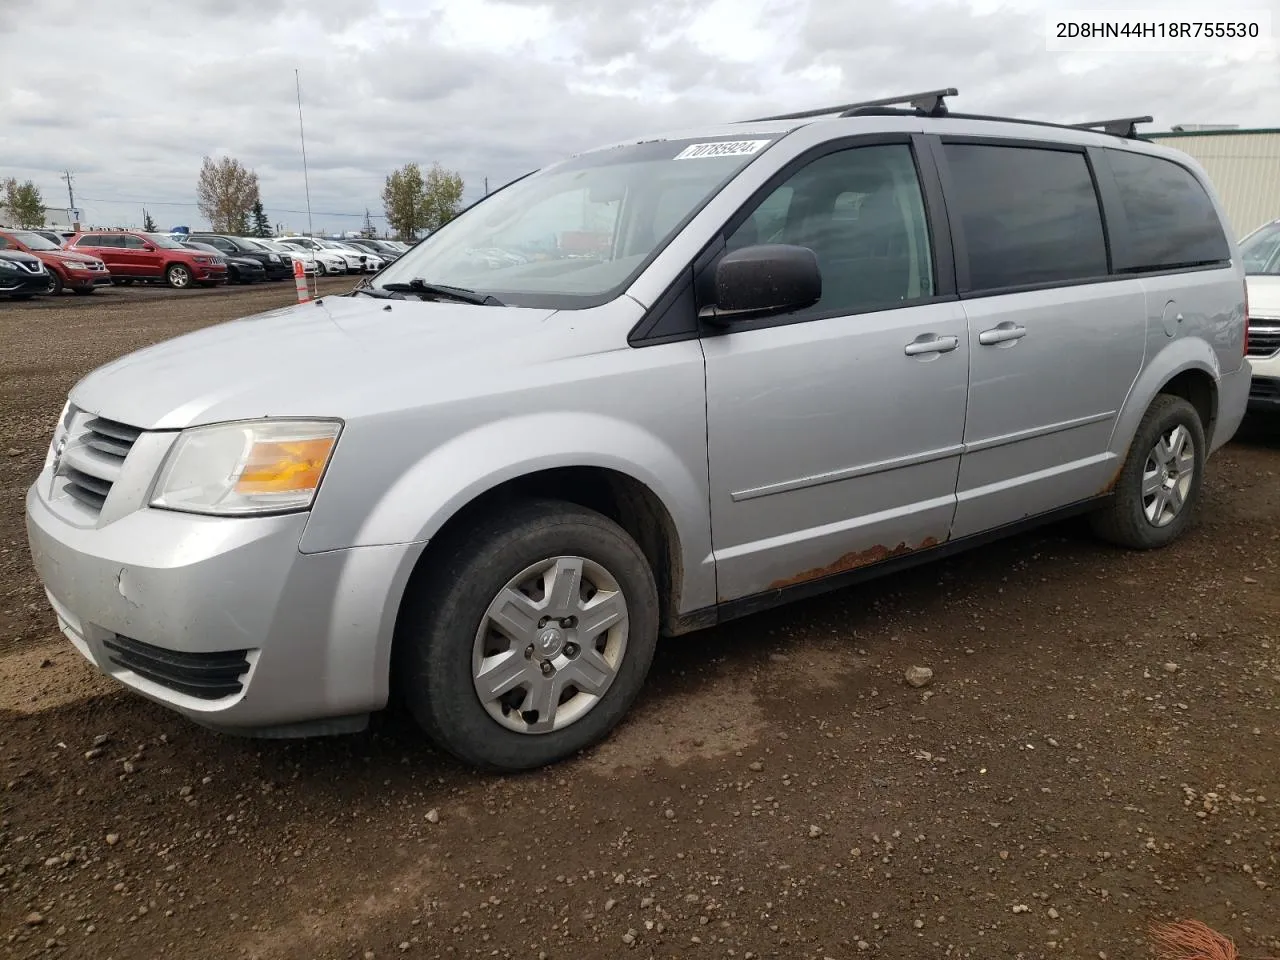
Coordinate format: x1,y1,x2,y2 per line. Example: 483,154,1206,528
142,243,155,251
703,243,821,322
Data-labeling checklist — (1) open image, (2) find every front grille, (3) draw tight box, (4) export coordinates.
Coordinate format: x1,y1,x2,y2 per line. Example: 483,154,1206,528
1248,323,1280,358
58,414,144,514
103,635,251,700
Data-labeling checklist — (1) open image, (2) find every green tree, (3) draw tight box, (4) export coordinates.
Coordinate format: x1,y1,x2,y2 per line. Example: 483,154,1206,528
2,178,46,228
142,209,157,232
196,155,260,233
420,162,465,233
382,162,426,240
250,199,271,238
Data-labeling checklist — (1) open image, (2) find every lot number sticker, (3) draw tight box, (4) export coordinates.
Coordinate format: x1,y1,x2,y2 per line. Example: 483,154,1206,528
674,140,771,160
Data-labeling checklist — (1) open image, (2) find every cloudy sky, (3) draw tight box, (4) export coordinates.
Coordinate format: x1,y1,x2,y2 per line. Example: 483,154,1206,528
1,0,1276,234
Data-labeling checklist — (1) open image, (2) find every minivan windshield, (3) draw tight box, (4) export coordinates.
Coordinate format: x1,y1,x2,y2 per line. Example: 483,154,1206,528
1241,222,1280,275
370,135,780,308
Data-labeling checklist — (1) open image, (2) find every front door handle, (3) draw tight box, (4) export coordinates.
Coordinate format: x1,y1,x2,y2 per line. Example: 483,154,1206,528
904,334,960,357
978,322,1027,345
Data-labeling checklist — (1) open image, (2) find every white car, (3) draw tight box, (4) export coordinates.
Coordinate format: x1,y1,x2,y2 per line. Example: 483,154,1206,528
244,238,319,276
1242,219,1280,415
279,237,364,274
328,240,384,273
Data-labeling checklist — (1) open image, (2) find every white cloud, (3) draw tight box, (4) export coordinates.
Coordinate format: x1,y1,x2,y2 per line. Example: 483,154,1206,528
0,0,1275,232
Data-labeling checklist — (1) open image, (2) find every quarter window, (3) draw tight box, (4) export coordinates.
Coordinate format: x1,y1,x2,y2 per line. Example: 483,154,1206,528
1104,149,1230,272
723,144,935,316
941,143,1108,291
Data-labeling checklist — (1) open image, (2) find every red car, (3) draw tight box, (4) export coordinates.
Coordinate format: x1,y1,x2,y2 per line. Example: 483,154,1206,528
0,229,113,295
67,231,227,288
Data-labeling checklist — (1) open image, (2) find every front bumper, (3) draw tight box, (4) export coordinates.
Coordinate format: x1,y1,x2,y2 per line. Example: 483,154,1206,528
63,269,112,289
0,270,53,296
1247,342,1280,413
25,466,424,736
1249,375,1280,412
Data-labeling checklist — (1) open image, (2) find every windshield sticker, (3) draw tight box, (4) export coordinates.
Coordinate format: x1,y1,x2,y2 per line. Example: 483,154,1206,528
673,139,772,160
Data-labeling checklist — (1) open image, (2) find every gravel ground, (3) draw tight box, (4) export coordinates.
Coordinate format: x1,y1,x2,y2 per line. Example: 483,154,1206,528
1,282,1278,960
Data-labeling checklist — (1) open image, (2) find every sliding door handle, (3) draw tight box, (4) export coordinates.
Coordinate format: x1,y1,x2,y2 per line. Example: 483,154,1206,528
978,323,1027,345
904,334,960,356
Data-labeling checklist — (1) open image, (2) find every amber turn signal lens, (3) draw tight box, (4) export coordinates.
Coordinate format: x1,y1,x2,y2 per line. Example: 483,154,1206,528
235,437,336,495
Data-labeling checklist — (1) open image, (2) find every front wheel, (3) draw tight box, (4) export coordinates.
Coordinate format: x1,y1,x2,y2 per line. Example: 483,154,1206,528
48,271,64,295
165,264,192,289
396,499,660,771
1090,394,1206,549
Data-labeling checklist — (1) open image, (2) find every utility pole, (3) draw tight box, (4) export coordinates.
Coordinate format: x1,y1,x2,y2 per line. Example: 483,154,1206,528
61,170,77,226
484,176,489,196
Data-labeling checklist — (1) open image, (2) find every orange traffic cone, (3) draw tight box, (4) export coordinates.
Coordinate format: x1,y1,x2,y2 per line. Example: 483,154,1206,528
293,257,311,303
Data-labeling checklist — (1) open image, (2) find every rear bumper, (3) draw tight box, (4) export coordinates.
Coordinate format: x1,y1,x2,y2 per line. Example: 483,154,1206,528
1212,361,1251,451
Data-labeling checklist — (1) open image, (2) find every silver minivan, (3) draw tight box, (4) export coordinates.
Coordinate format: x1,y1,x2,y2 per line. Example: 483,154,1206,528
25,90,1251,771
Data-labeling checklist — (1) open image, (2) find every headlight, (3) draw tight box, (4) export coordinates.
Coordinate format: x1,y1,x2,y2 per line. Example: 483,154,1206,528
268,253,280,263
150,419,342,516
0,260,22,271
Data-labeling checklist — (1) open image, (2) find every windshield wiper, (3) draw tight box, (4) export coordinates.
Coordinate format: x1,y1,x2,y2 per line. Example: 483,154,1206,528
378,279,504,306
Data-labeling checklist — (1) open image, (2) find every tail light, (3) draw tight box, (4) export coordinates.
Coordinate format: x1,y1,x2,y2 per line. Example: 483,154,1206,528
1243,281,1250,357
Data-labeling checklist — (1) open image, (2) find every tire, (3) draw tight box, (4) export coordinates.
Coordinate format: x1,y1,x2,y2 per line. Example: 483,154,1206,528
48,271,64,295
165,264,192,289
227,265,241,284
314,261,327,276
1090,394,1206,549
396,498,660,771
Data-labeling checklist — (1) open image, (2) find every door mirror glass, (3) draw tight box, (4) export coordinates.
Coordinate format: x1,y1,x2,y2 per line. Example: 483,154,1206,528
706,243,821,321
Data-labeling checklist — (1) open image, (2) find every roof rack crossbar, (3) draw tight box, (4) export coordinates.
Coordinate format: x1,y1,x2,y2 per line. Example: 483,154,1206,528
1069,115,1154,139
743,87,958,123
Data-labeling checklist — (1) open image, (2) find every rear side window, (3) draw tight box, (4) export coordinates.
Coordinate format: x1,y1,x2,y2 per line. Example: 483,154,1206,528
942,143,1108,291
1104,149,1230,271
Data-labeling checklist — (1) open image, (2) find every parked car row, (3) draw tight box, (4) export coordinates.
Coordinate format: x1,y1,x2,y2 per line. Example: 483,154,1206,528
0,228,113,298
1,228,414,298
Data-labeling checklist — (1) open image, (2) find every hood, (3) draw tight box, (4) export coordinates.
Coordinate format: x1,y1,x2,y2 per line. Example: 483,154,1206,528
1247,274,1280,321
0,249,42,264
43,249,100,266
68,294,562,430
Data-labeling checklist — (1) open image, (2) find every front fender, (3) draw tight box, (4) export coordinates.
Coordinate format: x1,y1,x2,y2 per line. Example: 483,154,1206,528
1109,336,1221,462
333,412,717,614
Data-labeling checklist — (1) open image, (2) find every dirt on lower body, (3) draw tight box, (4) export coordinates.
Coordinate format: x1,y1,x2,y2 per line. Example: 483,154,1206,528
2,283,1278,960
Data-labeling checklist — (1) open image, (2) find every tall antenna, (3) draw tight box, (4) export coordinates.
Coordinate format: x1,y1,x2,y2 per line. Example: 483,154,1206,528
295,68,315,237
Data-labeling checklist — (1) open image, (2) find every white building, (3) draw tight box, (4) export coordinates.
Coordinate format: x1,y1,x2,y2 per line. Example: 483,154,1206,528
1145,126,1280,239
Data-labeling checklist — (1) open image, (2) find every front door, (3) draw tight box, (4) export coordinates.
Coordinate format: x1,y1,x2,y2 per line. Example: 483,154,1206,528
702,140,970,602
935,140,1147,538
120,233,162,278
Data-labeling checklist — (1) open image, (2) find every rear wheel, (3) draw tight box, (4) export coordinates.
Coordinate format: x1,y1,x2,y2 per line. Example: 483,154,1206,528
396,499,660,771
165,264,192,289
1090,394,1206,549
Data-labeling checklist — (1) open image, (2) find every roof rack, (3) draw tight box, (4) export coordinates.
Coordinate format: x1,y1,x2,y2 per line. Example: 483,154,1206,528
1069,116,1154,139
744,87,957,123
